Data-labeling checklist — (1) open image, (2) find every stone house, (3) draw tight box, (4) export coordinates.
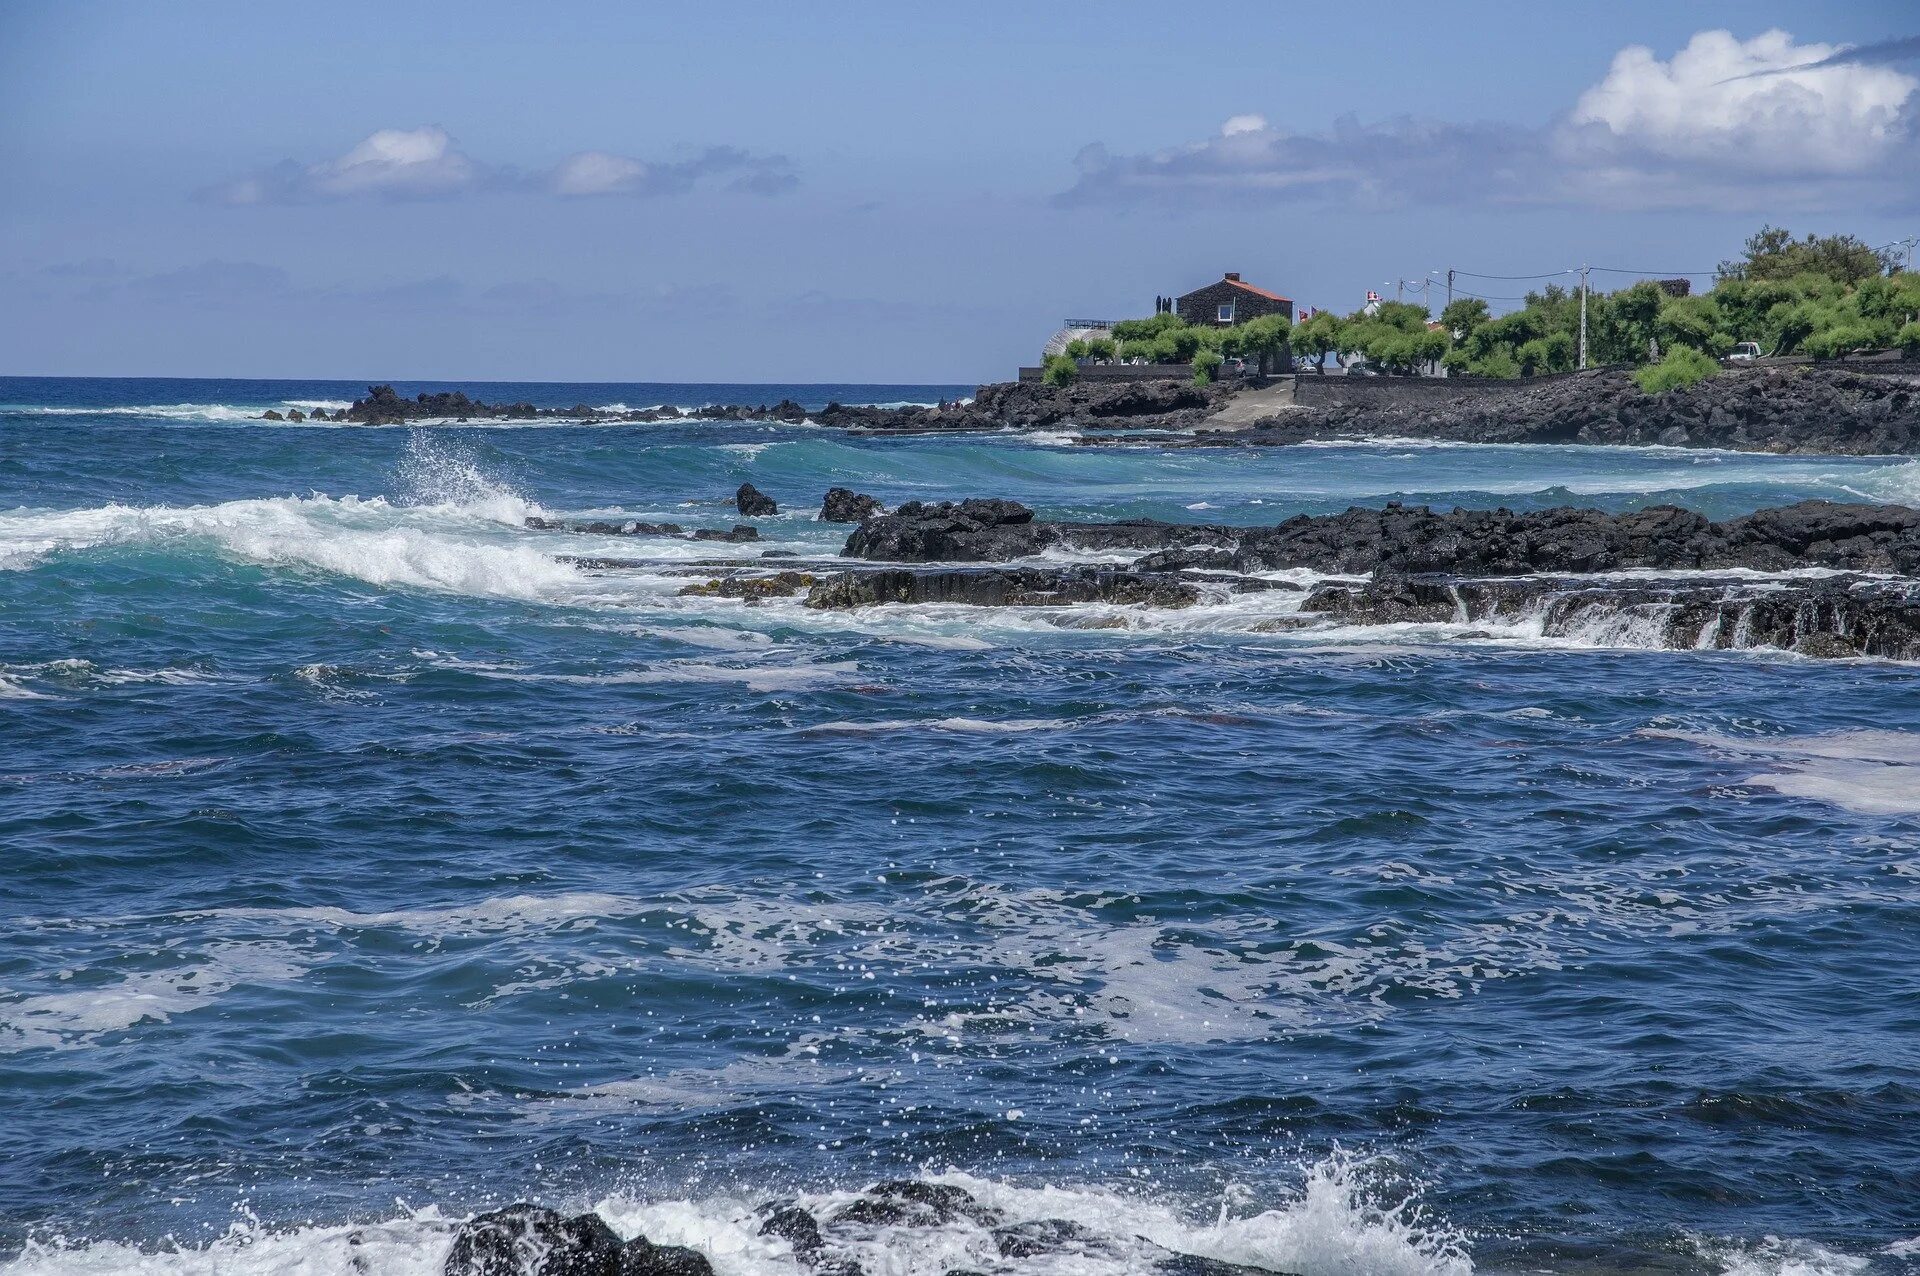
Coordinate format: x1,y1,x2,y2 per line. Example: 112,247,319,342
1175,273,1292,327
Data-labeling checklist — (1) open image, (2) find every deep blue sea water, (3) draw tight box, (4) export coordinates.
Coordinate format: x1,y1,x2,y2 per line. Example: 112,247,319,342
2,377,1918,1275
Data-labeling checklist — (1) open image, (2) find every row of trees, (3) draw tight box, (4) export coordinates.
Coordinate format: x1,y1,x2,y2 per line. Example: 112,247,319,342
1443,228,1920,378
1046,311,1294,385
1045,228,1919,390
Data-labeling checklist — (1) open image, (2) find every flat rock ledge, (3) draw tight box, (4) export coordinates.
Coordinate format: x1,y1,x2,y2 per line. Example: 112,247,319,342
844,497,1920,576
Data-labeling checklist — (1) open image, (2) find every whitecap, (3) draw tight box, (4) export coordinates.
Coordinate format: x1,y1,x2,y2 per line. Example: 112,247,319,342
1646,728,1920,816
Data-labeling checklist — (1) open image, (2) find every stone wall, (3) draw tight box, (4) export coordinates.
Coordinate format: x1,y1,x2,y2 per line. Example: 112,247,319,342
1176,279,1290,327
1018,363,1193,383
1291,372,1565,407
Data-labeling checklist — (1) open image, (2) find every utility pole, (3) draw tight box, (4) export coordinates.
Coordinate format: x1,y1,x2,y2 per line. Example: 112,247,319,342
1577,264,1590,370
1446,268,1454,310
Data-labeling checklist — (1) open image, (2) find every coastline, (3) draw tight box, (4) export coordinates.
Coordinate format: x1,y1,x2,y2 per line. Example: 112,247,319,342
281,363,1920,458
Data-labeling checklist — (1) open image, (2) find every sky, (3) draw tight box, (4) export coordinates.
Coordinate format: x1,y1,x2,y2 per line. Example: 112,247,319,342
1,0,1916,384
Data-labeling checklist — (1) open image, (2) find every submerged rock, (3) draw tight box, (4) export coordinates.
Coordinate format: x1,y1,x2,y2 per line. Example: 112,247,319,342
527,517,686,537
526,517,758,543
993,1218,1111,1258
678,571,814,600
820,488,885,523
735,483,778,516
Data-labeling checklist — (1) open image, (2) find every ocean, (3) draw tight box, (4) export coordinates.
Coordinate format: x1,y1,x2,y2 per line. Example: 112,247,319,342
2,376,1917,1275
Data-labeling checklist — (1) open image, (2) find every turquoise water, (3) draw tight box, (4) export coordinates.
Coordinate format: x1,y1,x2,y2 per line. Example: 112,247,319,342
3,378,1918,1275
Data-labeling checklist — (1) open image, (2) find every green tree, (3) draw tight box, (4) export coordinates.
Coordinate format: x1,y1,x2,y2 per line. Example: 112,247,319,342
1293,312,1343,373
1110,313,1187,343
1237,313,1293,375
1717,225,1895,285
1439,297,1489,339
1192,348,1224,385
1041,354,1078,387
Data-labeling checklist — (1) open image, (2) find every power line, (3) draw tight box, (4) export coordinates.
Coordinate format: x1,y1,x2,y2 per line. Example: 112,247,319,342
1452,269,1575,280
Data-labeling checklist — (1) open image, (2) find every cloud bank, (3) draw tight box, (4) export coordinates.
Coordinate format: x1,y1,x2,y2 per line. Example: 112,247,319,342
1060,29,1918,212
208,127,797,204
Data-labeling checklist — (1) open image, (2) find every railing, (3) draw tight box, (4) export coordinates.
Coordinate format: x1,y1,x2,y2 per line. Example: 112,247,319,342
1061,319,1127,329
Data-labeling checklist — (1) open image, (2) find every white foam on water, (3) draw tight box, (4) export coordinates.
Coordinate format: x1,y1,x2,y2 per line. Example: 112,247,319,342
807,716,1070,735
281,399,351,411
0,490,585,601
1,1211,458,1276
0,672,56,700
1694,1235,1872,1276
0,1158,1469,1276
0,940,310,1052
0,402,265,423
1647,729,1920,816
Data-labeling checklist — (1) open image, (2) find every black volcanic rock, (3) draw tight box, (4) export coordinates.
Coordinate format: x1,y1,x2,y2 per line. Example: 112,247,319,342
845,496,1920,578
1217,365,1920,456
1300,574,1920,659
444,1205,624,1276
805,566,1213,610
735,483,778,516
757,1205,824,1261
820,488,884,523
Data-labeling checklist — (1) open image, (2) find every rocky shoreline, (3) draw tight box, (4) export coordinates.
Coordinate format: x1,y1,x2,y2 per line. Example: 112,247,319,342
268,380,1223,433
1197,365,1920,456
261,366,1920,456
526,488,1920,661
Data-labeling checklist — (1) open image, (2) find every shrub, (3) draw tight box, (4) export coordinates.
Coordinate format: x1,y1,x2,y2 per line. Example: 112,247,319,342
1898,321,1920,358
1041,354,1079,387
1192,349,1224,385
1633,345,1720,394
1802,322,1878,361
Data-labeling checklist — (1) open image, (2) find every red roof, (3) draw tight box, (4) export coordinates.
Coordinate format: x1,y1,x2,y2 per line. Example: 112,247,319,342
1222,277,1287,303
1179,275,1290,305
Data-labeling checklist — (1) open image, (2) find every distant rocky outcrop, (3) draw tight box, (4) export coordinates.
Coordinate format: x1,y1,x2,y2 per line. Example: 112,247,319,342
734,483,778,516
819,488,884,523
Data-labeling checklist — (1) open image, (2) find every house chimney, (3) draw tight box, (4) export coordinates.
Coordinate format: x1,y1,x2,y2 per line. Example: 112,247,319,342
1224,272,1241,282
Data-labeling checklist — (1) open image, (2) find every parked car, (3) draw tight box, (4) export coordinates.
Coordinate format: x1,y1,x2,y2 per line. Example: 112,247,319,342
1727,341,1764,362
1344,363,1379,377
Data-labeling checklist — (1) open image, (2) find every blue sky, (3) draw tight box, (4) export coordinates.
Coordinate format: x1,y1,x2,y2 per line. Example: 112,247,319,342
2,0,1915,382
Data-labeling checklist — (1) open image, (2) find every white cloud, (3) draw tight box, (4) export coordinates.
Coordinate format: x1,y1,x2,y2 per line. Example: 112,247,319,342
551,151,651,196
212,127,488,204
546,145,795,198
1564,28,1917,174
1059,28,1920,212
209,132,798,205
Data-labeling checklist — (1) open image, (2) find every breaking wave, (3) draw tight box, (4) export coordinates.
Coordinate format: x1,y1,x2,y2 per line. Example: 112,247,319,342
0,1158,1472,1276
